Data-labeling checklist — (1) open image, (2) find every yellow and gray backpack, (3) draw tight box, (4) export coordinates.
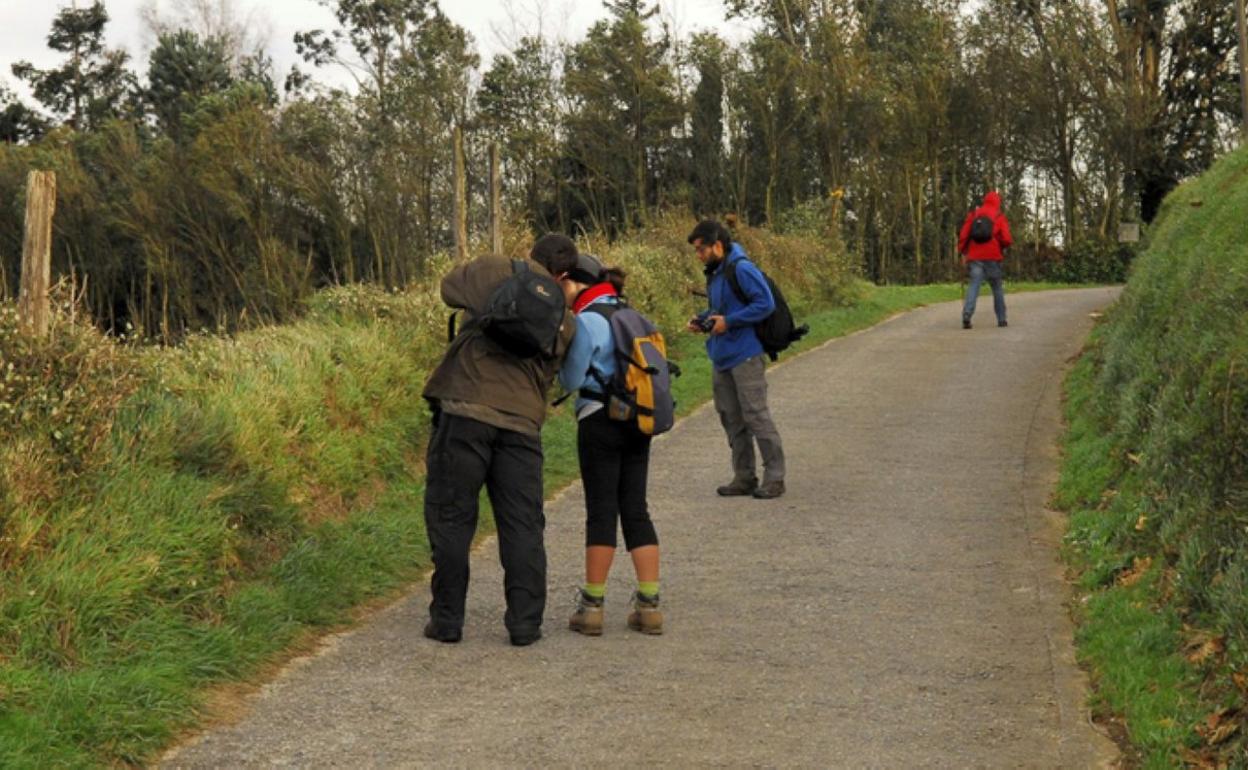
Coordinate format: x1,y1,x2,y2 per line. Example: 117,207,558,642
582,300,677,436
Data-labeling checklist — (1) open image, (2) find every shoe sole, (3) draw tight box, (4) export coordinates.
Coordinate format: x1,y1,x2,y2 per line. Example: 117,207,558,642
423,625,462,643
628,613,663,635
570,623,603,636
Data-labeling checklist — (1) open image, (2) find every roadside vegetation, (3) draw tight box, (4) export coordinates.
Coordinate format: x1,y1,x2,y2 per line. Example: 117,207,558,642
1056,145,1248,766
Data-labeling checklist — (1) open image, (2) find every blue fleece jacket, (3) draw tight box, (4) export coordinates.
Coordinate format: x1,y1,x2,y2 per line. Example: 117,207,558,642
558,294,619,417
698,243,774,372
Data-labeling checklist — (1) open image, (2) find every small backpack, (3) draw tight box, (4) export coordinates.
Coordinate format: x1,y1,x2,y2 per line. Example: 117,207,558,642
723,259,809,361
581,301,677,436
969,214,997,244
449,260,565,358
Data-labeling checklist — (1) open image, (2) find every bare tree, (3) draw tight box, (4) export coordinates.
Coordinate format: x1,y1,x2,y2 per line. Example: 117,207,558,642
139,0,273,69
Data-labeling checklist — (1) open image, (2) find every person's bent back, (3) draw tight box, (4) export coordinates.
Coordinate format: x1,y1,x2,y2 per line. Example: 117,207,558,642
420,236,578,647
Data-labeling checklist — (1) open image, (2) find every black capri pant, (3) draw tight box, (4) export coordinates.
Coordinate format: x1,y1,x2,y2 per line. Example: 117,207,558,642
577,409,658,550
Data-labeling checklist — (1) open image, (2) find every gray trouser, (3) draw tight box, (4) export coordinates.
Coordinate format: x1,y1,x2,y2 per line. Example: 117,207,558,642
711,354,785,485
963,260,1006,324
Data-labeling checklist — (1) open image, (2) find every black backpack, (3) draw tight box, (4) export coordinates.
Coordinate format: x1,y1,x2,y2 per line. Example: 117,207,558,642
448,260,565,358
723,259,809,361
969,214,997,244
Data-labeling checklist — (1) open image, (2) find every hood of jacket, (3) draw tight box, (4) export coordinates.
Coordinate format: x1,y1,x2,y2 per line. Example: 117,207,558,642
981,190,1002,214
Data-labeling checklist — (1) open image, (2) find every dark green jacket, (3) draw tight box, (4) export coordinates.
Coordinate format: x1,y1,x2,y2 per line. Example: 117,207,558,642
422,255,575,429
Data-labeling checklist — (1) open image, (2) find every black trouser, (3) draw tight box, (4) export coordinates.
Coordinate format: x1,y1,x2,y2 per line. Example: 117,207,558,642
577,410,658,550
423,412,546,636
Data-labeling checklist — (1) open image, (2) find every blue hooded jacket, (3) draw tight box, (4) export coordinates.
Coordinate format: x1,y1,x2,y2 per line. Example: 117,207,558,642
558,294,619,417
699,242,775,372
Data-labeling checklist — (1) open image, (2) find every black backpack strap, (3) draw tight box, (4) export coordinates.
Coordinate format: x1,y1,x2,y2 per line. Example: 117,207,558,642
722,258,750,307
447,310,483,342
582,303,617,321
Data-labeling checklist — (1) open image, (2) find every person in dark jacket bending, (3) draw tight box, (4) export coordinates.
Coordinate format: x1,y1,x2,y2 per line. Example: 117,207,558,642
687,219,787,500
420,235,578,647
957,190,1014,329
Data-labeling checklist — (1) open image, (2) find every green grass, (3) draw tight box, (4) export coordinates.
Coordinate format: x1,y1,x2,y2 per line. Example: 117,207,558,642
1055,145,1248,765
0,273,1083,766
1058,351,1208,766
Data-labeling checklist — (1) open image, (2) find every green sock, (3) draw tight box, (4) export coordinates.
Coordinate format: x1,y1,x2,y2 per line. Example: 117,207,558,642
638,581,660,598
583,582,606,599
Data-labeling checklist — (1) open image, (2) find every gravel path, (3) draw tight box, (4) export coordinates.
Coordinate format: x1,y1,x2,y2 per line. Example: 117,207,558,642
164,288,1121,768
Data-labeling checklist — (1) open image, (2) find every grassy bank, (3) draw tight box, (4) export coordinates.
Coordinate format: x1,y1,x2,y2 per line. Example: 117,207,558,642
1,217,1068,765
1055,146,1248,766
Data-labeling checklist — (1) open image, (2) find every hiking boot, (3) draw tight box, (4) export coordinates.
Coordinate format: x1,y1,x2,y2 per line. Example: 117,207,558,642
627,592,663,635
752,480,786,499
568,590,605,636
962,318,972,330
716,479,758,497
423,620,462,644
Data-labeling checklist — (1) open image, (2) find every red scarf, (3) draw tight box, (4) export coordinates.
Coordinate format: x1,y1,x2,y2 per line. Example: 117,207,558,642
572,282,617,314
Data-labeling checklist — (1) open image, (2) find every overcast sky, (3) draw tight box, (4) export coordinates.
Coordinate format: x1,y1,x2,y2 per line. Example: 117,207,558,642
1,0,757,102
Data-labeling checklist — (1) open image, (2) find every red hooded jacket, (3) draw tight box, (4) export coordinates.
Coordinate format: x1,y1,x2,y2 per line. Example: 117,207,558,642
958,191,1013,262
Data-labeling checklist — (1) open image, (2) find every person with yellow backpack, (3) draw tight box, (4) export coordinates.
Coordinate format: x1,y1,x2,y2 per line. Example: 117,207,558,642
554,252,673,636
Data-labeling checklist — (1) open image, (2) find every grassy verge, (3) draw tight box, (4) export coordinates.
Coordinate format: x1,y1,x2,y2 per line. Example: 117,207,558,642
0,277,1074,766
1057,349,1209,767
1054,145,1248,767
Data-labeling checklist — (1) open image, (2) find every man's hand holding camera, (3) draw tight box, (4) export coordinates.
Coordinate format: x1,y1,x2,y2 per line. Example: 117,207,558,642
687,314,727,335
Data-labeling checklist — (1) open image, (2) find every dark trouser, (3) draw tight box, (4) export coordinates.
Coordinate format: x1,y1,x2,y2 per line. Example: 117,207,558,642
423,412,546,637
963,260,1006,324
577,410,657,550
712,354,786,485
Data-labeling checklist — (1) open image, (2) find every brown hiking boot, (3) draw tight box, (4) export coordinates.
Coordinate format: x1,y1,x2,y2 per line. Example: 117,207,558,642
568,590,604,636
716,479,758,497
627,592,663,635
752,480,786,499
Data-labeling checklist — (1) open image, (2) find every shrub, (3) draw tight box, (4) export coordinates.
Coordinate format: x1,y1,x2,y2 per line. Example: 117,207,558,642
0,287,142,506
1043,238,1136,284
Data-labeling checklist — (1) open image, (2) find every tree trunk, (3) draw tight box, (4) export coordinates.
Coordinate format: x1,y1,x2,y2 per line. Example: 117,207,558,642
490,143,503,255
453,126,469,261
1238,0,1248,139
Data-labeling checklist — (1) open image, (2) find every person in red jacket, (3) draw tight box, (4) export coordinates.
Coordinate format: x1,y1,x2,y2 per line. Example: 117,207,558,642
957,190,1013,329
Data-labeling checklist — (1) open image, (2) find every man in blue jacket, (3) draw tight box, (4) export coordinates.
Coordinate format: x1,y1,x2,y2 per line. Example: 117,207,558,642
687,219,787,499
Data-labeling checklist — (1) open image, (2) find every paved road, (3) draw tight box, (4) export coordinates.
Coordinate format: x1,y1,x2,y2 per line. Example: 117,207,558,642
164,288,1121,768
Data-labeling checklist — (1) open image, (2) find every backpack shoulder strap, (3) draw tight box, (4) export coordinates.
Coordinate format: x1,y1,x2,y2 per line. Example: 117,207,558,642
579,303,621,387
722,258,749,307
582,303,618,321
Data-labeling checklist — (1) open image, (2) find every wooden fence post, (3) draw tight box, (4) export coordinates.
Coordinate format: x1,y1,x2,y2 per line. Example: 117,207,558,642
489,143,503,256
452,126,469,261
1238,0,1248,140
18,170,56,338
